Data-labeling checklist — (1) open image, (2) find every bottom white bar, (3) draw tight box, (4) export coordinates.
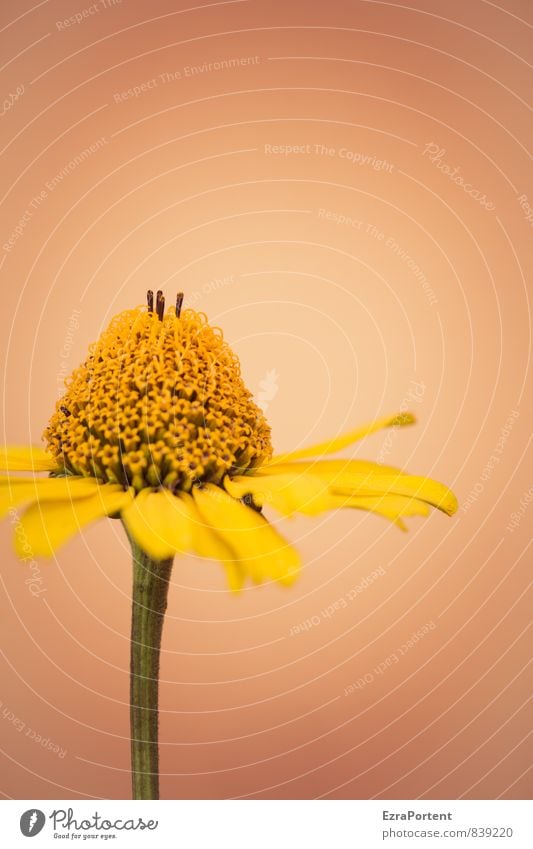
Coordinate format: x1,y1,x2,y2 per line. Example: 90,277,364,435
2,799,531,848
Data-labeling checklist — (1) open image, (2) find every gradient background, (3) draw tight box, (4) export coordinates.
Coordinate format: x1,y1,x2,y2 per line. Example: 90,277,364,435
0,0,531,801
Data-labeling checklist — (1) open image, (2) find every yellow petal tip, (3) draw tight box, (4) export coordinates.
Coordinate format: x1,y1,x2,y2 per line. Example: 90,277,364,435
390,412,416,427
441,491,459,516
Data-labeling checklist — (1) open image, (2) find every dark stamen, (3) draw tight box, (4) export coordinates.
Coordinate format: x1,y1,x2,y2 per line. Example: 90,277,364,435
155,290,165,321
147,290,154,313
176,292,184,317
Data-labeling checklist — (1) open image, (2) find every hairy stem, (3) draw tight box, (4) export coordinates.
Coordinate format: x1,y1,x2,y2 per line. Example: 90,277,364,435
128,538,173,800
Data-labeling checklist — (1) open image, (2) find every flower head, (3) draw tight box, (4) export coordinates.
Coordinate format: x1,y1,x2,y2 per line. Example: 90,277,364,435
1,291,457,591
44,291,271,492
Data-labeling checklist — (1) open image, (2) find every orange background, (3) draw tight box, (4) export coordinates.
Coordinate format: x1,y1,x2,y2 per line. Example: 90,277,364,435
0,0,531,800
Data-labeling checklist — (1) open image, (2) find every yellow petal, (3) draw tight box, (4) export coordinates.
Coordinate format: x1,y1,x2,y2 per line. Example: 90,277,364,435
258,460,457,516
330,473,457,516
122,489,244,590
228,459,456,523
0,445,58,472
121,488,195,560
251,457,401,480
344,494,430,530
225,472,342,517
225,468,435,526
179,492,244,591
0,475,103,520
193,483,300,586
268,412,416,465
14,485,134,557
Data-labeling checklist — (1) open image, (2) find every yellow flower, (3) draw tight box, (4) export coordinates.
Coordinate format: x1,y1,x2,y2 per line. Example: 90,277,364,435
1,292,457,591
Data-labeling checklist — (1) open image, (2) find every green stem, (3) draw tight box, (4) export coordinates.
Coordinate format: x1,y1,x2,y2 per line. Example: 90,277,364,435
128,537,173,800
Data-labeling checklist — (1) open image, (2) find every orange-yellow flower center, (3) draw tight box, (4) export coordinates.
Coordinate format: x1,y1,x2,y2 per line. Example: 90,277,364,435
44,302,272,492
